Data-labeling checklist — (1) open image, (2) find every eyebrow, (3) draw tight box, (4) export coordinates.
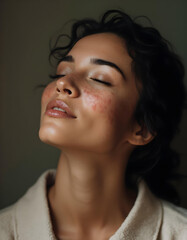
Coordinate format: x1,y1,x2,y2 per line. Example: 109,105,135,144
60,55,126,80
90,58,126,80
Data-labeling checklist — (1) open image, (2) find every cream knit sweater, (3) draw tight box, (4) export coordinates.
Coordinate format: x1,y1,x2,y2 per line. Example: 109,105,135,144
0,169,187,239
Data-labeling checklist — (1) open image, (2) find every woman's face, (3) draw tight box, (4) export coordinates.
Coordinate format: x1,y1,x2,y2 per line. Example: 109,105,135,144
39,33,140,153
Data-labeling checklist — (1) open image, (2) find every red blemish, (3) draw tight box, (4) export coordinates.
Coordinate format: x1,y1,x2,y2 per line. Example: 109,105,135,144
92,104,97,111
83,88,101,112
83,87,115,124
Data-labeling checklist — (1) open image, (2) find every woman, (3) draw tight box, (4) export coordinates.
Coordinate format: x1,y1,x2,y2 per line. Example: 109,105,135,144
0,10,187,240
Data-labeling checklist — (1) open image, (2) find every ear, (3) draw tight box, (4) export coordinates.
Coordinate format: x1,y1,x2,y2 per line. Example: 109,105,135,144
127,121,155,146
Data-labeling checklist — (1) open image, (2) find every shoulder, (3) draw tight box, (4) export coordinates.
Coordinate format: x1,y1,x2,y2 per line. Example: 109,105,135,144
0,204,17,239
159,200,187,239
162,200,187,224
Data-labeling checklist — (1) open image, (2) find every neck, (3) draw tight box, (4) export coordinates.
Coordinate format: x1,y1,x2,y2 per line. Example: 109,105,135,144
48,148,136,239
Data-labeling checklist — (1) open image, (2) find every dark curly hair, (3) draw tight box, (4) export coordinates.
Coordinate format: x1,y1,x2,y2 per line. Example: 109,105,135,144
48,10,186,205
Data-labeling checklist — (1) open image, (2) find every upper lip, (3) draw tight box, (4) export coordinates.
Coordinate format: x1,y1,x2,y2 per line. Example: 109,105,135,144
46,99,76,118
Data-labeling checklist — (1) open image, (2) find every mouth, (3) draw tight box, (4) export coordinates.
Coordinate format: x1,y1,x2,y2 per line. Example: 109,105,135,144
45,99,76,118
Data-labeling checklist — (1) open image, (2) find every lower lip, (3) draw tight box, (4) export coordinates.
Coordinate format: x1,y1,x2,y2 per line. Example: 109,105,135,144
45,109,75,118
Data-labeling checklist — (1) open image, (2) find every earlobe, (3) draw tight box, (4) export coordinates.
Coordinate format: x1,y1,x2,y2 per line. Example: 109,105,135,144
127,122,155,146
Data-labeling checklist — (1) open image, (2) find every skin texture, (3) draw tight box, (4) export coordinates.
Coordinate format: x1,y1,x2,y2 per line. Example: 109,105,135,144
39,33,154,240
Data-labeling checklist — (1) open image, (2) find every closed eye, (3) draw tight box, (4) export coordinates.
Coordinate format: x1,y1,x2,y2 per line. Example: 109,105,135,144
90,78,111,86
49,74,66,80
49,75,111,86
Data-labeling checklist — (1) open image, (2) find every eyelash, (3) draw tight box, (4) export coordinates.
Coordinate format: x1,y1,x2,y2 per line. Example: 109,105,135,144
50,74,65,79
49,74,111,86
90,78,111,86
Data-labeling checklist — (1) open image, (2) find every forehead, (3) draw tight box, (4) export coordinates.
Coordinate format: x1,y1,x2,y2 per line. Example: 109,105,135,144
68,33,132,65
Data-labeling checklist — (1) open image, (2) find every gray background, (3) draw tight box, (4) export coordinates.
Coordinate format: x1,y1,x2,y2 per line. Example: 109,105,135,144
0,0,187,209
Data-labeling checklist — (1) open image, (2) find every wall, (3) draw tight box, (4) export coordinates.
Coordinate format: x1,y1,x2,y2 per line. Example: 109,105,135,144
0,0,187,209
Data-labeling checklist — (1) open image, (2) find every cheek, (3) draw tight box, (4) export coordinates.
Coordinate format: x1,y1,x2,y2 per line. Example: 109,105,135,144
82,87,136,131
41,82,56,105
82,88,116,124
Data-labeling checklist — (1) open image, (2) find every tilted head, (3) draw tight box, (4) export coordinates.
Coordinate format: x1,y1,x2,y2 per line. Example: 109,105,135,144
48,10,186,204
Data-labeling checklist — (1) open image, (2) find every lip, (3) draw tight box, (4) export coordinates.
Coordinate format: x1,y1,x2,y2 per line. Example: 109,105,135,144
45,99,76,118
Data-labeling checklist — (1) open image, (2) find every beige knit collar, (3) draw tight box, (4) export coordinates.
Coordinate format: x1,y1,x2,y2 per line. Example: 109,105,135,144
15,169,162,240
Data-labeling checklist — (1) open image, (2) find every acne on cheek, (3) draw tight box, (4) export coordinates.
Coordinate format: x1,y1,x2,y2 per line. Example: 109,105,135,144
83,88,115,123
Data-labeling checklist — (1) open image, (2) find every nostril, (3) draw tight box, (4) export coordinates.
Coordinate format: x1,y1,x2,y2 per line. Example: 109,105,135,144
56,86,73,95
64,89,72,95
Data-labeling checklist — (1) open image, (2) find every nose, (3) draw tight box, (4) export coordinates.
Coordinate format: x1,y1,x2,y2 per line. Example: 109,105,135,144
55,76,80,98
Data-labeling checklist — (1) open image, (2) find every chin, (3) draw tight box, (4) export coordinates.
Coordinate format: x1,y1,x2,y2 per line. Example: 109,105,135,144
39,123,76,151
39,125,61,148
